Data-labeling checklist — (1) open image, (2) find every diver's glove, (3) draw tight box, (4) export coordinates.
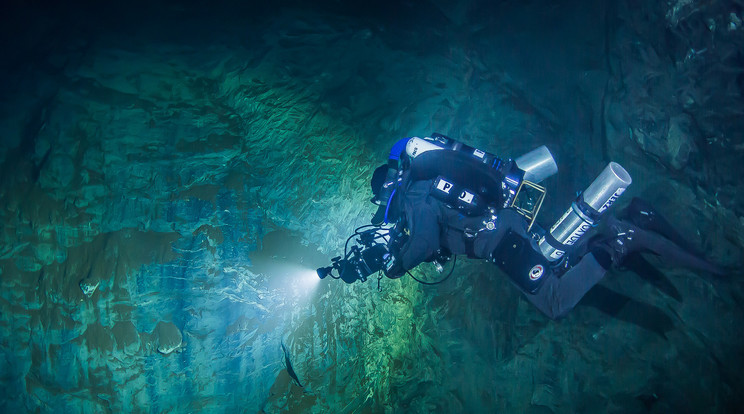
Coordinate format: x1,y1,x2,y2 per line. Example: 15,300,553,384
383,253,405,279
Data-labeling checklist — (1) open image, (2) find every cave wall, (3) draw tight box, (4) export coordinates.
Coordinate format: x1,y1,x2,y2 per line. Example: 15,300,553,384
1,1,742,413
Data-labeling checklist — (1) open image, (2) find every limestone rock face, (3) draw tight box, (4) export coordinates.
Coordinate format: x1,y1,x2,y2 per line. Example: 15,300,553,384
112,321,141,355
628,113,698,171
79,277,100,297
664,114,697,170
0,1,742,413
154,322,183,355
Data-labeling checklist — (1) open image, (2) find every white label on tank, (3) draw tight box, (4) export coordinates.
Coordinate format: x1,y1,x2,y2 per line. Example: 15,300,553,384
406,137,445,159
564,220,593,245
473,148,486,159
436,179,454,194
598,187,626,213
549,209,573,233
550,249,565,259
458,190,474,204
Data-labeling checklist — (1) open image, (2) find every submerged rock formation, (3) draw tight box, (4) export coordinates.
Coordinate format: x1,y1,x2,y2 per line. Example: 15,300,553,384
0,1,742,413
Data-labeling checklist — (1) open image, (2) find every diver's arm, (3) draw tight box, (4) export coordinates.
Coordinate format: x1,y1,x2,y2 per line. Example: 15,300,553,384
372,137,412,225
385,221,440,279
385,181,442,278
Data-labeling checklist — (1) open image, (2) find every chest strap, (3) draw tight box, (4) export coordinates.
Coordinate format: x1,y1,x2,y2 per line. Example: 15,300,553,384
429,176,487,216
464,228,478,258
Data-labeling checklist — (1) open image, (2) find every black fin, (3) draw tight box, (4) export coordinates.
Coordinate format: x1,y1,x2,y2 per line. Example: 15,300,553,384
622,253,682,302
636,393,660,410
580,285,674,339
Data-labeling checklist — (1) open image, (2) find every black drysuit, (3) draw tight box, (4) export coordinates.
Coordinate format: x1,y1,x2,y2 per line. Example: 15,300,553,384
391,178,607,319
384,159,723,320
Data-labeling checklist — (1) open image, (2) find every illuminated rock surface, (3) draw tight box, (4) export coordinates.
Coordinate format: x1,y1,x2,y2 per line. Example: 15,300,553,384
0,1,742,413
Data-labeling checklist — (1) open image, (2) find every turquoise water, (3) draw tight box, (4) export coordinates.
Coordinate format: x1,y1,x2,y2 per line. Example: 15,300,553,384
1,1,742,412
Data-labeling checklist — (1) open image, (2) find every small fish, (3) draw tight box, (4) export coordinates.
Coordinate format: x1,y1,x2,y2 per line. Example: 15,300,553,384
281,341,304,388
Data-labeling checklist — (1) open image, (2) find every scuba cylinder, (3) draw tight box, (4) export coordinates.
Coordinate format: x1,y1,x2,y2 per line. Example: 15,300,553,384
405,135,559,216
514,145,558,183
538,162,632,261
406,135,501,168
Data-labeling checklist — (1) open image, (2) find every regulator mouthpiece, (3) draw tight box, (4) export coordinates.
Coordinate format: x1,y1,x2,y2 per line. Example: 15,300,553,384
539,162,632,261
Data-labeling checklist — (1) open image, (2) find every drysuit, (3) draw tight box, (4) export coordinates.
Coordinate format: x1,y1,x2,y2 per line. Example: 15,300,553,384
372,137,723,319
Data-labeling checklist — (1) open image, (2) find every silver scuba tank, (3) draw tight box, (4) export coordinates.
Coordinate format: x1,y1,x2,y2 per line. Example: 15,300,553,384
514,145,558,183
538,162,632,261
406,135,500,166
406,137,558,183
405,136,449,158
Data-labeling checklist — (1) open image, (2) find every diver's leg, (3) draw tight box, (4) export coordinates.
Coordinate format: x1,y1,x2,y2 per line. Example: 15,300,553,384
602,215,725,275
522,253,608,320
619,197,700,255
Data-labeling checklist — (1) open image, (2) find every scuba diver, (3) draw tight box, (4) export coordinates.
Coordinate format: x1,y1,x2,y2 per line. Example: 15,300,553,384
318,134,724,319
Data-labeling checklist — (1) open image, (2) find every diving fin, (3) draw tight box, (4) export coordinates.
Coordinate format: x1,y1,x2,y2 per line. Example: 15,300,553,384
622,252,682,301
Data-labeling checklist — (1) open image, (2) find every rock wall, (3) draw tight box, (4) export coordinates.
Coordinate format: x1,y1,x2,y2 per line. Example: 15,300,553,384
1,1,742,413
